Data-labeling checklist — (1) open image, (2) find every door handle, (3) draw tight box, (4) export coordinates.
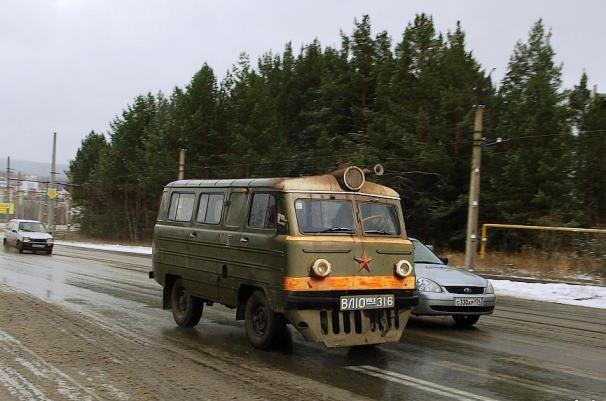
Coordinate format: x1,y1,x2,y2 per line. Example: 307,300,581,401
240,237,249,243
189,232,198,238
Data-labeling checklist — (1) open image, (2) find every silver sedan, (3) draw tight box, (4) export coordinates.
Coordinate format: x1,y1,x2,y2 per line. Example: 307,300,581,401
411,238,496,327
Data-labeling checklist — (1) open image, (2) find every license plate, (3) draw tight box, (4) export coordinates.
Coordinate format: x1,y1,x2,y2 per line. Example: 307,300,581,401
340,295,394,311
32,244,45,248
454,297,484,307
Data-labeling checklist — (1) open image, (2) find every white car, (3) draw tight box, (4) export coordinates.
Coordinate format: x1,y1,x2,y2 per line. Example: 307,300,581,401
3,219,54,255
411,238,496,327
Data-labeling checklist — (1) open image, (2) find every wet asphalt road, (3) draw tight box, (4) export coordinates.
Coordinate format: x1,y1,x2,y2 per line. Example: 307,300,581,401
1,243,605,401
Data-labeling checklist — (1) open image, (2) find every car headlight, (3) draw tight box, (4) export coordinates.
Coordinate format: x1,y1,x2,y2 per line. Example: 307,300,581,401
485,281,494,294
23,237,31,243
394,260,413,278
47,238,54,244
417,278,442,293
310,259,331,278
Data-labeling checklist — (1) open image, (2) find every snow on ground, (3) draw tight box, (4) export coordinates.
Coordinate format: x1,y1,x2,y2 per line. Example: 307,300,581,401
490,279,606,309
55,241,152,255
54,241,605,309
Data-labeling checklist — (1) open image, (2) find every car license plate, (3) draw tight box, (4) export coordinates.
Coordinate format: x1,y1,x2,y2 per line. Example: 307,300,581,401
454,297,484,307
32,244,45,248
340,295,394,311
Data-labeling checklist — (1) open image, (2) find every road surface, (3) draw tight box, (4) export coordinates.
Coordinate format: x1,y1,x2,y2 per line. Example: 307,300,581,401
0,243,604,401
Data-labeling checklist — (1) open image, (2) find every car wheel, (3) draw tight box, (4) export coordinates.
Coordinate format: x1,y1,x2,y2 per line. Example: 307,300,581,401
46,249,53,255
17,241,24,254
2,238,6,248
245,290,286,349
171,279,203,327
452,315,480,327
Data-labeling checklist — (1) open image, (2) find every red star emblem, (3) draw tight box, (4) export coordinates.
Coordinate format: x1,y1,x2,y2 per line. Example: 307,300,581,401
354,250,374,273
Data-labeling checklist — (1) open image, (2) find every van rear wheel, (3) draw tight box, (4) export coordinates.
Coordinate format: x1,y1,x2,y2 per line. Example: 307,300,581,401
245,290,286,349
171,279,203,327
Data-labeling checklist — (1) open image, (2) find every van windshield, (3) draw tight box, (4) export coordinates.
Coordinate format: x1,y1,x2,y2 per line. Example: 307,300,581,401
295,199,354,234
359,202,401,236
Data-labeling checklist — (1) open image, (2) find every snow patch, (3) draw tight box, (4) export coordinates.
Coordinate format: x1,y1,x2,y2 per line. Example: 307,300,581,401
491,279,606,309
56,241,152,255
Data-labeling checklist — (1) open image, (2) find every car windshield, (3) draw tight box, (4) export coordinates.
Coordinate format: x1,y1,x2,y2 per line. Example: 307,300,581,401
359,202,401,236
295,199,354,234
19,222,47,233
413,240,444,265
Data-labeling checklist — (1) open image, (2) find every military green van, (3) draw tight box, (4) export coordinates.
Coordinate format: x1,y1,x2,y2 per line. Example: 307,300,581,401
150,166,418,348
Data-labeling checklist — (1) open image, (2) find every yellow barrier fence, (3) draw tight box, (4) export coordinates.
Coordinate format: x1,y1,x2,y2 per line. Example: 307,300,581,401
480,223,606,259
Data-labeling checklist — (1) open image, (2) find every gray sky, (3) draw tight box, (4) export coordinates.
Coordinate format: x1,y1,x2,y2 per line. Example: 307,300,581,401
2,0,605,165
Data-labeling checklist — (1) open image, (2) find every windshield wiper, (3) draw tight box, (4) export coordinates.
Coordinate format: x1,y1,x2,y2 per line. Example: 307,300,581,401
319,227,354,233
364,229,393,235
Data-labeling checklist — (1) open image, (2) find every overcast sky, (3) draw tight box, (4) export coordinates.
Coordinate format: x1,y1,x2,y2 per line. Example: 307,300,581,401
1,0,605,165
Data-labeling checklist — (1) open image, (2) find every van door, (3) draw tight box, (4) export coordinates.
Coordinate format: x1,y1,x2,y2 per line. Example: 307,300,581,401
158,191,195,284
187,190,225,301
217,188,249,306
239,192,285,290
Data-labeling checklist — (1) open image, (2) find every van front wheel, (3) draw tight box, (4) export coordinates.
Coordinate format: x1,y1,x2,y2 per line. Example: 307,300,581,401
171,279,203,327
245,290,286,349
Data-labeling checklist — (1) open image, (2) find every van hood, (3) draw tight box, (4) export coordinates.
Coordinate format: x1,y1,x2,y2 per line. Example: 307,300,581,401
414,263,487,286
19,231,52,240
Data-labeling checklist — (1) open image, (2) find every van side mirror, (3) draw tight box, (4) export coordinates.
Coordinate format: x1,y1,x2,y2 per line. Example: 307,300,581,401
440,257,449,265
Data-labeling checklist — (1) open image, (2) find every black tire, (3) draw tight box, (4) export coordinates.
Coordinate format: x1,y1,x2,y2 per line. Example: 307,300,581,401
452,315,480,327
244,290,286,349
2,238,6,248
171,279,203,327
17,241,24,254
46,249,53,255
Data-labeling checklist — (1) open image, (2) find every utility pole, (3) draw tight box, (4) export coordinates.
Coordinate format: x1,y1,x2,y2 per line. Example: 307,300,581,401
16,171,21,219
48,132,57,232
4,156,9,224
464,101,485,271
178,148,185,180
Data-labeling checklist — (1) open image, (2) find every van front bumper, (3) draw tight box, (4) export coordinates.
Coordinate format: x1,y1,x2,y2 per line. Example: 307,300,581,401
285,289,417,347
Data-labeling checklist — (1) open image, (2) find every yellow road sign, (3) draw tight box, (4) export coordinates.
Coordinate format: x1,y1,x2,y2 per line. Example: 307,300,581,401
0,203,14,215
47,188,58,199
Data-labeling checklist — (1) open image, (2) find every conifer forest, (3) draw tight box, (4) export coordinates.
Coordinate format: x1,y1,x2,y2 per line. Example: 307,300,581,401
69,15,606,247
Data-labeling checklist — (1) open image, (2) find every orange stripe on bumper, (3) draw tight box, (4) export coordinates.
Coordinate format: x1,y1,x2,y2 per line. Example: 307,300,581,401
284,275,415,291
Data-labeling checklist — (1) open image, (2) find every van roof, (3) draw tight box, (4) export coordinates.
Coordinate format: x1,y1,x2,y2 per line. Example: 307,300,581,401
166,175,400,199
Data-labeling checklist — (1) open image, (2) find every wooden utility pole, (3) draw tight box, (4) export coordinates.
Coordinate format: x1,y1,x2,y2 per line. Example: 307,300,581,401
48,132,57,232
178,148,185,180
464,104,485,271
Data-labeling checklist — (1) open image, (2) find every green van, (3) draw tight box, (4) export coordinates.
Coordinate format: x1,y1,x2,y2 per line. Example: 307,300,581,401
150,167,418,348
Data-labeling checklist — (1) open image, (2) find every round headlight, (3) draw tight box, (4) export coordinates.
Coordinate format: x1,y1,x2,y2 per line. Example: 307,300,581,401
47,238,54,244
310,259,332,278
394,260,413,278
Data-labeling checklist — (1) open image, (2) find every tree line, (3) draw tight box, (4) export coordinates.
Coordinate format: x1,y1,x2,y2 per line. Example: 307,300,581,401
69,14,605,247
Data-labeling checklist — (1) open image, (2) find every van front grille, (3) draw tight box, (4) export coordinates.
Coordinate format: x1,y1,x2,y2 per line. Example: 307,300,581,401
324,309,399,336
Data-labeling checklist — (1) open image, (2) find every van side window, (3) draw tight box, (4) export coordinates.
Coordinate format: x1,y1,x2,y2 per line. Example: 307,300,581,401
196,193,224,225
248,194,276,229
168,192,195,222
225,191,247,227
